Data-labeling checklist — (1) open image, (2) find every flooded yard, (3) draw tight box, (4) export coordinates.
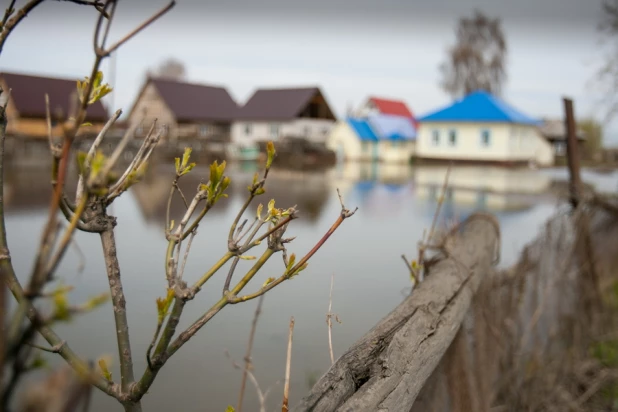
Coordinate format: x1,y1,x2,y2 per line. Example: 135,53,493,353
4,161,617,411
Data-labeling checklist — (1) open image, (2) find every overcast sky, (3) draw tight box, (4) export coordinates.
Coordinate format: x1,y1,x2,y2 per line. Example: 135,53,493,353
1,0,616,145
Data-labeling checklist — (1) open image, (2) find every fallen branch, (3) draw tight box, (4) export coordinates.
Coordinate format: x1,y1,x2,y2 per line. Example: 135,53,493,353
293,212,501,412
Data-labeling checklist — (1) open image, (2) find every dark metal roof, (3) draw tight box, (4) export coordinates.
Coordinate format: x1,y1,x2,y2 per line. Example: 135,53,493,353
150,78,239,123
236,87,333,120
0,72,109,122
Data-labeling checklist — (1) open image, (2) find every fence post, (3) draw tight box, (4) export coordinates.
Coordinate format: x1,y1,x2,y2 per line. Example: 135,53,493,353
562,97,582,208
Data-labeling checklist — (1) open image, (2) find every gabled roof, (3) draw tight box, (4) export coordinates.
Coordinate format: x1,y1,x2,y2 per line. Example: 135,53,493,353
418,90,540,125
346,118,378,141
147,78,239,122
369,97,415,118
236,87,336,121
539,118,586,141
367,114,417,141
0,72,108,121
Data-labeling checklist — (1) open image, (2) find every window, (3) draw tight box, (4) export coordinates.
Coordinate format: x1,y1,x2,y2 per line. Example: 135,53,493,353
448,129,457,146
431,129,440,146
303,126,310,137
555,141,566,156
270,123,279,138
391,141,399,149
244,123,252,135
362,141,369,153
322,127,330,135
480,129,491,147
199,125,209,137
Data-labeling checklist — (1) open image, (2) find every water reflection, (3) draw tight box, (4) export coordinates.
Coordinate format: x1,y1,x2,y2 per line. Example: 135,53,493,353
3,160,617,412
416,165,553,214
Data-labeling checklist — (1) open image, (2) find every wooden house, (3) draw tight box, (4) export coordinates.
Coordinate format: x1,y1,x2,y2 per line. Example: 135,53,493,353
127,77,239,148
0,72,108,140
231,87,337,147
417,91,555,167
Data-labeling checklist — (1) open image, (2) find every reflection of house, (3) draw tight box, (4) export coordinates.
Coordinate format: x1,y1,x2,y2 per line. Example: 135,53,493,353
415,165,553,212
231,169,331,223
417,91,554,167
127,77,238,145
327,96,417,163
231,87,337,147
0,72,108,152
131,167,231,225
538,118,587,159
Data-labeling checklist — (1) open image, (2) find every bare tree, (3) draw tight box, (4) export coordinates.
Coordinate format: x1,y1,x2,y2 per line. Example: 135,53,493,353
439,10,508,98
598,0,618,119
147,57,187,81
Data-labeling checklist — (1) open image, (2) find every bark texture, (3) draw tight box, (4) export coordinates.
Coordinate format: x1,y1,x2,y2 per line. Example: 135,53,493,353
293,213,500,412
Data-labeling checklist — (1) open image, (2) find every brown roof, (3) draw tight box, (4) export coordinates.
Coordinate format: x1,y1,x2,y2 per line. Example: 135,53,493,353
236,87,335,120
0,72,108,122
149,78,239,123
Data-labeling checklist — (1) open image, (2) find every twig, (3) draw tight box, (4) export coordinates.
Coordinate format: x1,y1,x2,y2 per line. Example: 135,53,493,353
100,229,135,394
417,164,451,277
102,1,176,57
282,316,295,412
225,349,279,412
326,274,336,365
76,108,122,202
177,229,196,283
237,294,265,412
25,340,66,353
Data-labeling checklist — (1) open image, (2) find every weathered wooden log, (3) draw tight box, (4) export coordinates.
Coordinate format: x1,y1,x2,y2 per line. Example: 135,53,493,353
293,213,501,412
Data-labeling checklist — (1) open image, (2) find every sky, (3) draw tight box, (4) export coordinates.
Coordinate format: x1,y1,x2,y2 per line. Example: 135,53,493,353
1,0,617,145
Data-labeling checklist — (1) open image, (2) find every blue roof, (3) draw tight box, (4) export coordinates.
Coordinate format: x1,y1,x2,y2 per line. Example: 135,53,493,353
418,91,541,125
346,118,378,141
367,114,417,141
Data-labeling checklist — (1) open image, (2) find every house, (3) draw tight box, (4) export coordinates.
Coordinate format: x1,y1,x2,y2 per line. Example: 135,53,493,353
0,72,108,140
355,96,419,129
326,114,416,163
416,91,554,167
231,87,337,147
538,118,587,159
127,77,238,147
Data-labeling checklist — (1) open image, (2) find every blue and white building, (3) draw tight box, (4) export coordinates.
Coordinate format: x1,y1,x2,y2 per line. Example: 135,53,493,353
416,91,554,166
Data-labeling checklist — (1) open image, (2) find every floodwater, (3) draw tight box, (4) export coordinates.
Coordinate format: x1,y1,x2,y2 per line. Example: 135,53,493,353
4,160,618,411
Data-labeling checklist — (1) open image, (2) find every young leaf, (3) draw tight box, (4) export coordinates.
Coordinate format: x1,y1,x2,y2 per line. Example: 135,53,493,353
256,203,263,220
255,187,266,196
286,253,296,272
181,147,192,169
225,406,236,412
76,151,88,176
239,255,257,260
98,358,112,381
262,277,275,288
266,141,276,169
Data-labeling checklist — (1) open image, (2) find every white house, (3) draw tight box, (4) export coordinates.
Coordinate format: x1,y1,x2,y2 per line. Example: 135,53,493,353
231,87,337,147
416,91,555,166
326,115,416,163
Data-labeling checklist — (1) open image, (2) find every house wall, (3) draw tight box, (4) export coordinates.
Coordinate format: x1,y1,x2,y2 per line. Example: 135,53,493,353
128,83,177,141
417,121,554,166
0,79,104,139
326,121,363,161
232,118,335,145
378,140,415,163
